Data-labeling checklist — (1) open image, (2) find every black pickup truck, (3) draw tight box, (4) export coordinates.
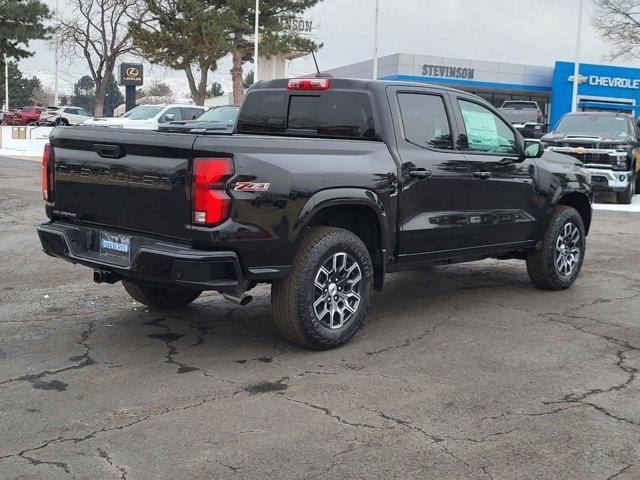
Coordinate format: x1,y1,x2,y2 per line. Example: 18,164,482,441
38,77,592,349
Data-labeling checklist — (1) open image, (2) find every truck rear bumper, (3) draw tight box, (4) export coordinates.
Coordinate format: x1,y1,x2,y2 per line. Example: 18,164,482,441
37,221,246,291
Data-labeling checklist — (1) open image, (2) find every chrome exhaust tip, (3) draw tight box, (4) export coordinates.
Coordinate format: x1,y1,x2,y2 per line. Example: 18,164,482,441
222,292,253,306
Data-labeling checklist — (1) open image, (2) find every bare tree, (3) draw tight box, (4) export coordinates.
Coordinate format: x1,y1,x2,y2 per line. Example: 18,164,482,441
593,0,640,59
53,0,146,117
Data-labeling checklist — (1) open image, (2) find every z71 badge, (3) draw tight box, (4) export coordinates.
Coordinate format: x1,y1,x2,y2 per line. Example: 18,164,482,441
234,181,271,192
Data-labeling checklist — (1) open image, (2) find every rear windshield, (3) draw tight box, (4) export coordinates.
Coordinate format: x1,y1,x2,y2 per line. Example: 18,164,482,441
236,90,377,139
501,102,538,109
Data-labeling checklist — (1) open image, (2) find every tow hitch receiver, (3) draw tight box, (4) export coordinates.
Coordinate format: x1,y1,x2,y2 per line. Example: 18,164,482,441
93,269,119,284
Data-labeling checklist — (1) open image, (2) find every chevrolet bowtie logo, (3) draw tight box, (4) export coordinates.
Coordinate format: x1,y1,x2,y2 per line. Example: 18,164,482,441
573,147,587,154
567,74,588,83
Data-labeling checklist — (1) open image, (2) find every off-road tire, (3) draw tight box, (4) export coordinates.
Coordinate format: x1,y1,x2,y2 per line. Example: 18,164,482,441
122,279,202,309
526,206,586,290
271,226,373,350
617,181,635,205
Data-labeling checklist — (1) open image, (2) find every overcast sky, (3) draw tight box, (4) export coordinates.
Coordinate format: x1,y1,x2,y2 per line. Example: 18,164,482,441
18,0,635,84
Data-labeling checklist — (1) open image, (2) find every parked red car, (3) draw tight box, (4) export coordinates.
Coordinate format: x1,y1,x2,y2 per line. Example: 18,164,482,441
6,107,44,125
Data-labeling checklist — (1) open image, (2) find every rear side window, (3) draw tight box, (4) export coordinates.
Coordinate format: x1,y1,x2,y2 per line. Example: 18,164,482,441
397,93,452,149
236,91,377,139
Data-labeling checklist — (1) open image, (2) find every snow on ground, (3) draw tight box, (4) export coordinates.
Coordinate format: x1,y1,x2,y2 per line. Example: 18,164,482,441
593,194,640,213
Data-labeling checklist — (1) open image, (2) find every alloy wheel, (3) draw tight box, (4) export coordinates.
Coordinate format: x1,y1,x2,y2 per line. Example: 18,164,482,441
312,252,363,329
554,222,581,276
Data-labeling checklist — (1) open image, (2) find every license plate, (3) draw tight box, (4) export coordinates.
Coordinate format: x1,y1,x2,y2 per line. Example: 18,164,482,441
99,232,131,261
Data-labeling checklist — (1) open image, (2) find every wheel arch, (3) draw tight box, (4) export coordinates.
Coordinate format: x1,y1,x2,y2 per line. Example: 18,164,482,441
295,188,389,290
556,191,592,235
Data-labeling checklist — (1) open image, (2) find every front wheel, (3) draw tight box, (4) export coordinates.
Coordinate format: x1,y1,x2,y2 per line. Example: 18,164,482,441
526,206,586,290
617,181,635,205
122,279,202,309
271,226,373,349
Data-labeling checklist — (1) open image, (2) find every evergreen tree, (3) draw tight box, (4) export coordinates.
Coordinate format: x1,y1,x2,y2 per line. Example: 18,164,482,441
71,75,96,113
130,0,229,106
104,77,124,116
218,0,322,105
0,61,35,107
0,0,52,60
243,71,254,89
209,81,224,98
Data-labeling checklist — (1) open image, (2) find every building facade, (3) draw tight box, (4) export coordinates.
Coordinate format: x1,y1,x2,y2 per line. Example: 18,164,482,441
323,53,640,128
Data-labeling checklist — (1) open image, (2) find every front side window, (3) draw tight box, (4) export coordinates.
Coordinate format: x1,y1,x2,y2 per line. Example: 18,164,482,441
77,109,90,117
161,107,182,122
397,93,452,149
458,99,517,154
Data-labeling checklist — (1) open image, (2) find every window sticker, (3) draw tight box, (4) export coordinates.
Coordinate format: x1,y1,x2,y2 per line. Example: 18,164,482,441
461,110,500,147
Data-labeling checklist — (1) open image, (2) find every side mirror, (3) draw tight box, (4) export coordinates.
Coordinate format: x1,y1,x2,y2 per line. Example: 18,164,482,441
163,113,175,123
523,139,544,159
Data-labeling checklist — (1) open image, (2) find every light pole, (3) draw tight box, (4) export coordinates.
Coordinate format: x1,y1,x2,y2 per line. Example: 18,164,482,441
254,0,260,83
54,0,59,106
372,0,379,80
4,54,8,111
571,0,584,112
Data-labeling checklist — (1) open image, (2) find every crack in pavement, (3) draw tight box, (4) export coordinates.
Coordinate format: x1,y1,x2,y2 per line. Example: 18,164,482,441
0,390,243,466
364,321,441,356
98,448,128,480
605,463,635,480
537,312,640,428
281,396,391,431
0,322,120,391
364,408,494,480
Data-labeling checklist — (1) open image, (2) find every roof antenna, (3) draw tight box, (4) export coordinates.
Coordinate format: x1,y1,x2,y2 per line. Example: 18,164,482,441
311,51,333,78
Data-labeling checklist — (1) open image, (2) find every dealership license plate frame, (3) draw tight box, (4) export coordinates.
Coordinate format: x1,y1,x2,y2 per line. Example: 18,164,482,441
99,231,131,262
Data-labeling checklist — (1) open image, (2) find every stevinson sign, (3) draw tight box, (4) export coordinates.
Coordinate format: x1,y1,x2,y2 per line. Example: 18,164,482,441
422,64,475,80
569,73,640,90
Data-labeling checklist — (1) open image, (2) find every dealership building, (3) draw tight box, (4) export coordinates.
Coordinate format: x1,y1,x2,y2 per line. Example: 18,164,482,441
323,53,640,127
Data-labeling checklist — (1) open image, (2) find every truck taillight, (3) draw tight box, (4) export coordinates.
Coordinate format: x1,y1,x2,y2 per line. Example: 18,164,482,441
287,78,331,90
42,143,51,201
192,157,234,225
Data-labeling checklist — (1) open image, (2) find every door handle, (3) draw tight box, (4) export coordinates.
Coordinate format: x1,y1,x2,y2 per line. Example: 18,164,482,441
473,171,492,180
409,169,432,179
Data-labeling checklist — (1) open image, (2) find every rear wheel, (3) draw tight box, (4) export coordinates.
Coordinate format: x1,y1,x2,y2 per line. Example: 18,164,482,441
617,181,635,205
526,206,586,290
271,226,373,349
122,279,202,309
55,117,68,126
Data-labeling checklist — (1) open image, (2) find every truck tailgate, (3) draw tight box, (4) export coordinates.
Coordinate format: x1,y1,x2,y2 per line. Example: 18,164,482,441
50,127,197,240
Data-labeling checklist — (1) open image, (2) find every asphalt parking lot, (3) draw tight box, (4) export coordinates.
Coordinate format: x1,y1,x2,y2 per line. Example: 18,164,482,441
1,157,639,480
